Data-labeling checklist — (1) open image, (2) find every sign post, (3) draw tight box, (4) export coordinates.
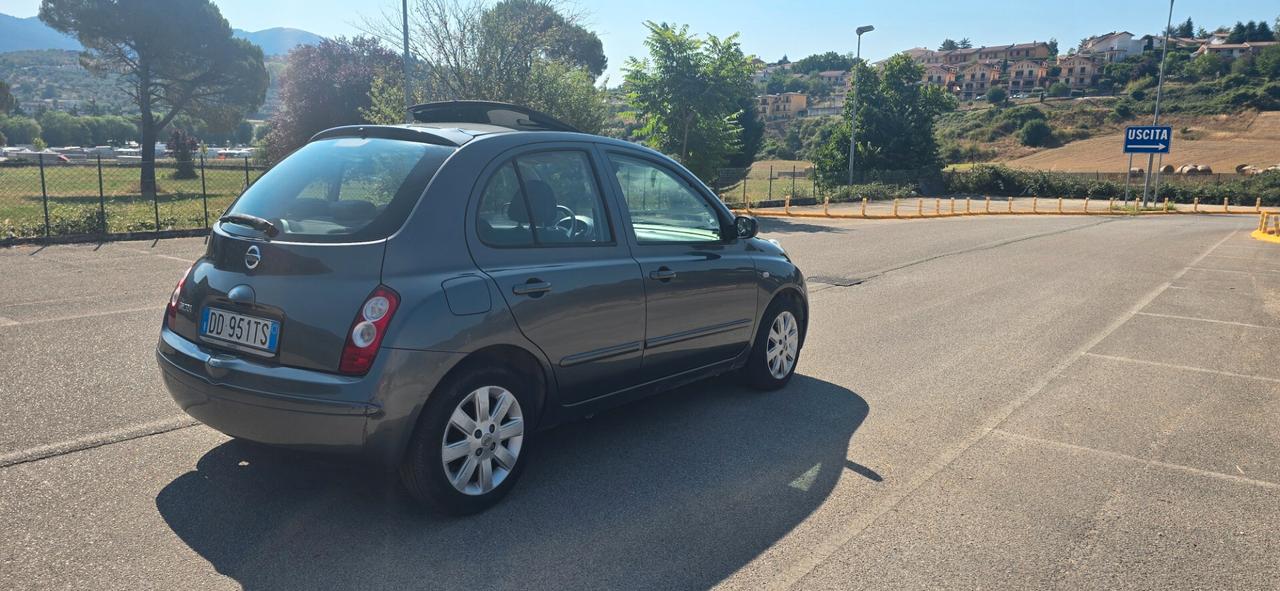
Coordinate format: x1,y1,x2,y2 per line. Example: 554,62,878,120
1125,125,1171,210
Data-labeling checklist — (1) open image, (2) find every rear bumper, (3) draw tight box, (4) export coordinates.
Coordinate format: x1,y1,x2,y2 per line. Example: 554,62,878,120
156,326,464,467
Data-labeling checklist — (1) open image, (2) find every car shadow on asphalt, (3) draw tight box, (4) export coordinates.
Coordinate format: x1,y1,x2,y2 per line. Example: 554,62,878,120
757,216,853,235
155,374,871,590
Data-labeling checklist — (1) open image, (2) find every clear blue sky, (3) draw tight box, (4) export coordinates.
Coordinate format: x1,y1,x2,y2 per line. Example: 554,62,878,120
3,0,1278,82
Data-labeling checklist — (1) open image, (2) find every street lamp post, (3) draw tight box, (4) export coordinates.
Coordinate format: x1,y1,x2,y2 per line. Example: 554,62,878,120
1141,0,1175,208
848,25,875,186
402,0,413,123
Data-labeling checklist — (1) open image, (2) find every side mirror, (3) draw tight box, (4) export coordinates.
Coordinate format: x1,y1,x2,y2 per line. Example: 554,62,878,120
733,215,759,239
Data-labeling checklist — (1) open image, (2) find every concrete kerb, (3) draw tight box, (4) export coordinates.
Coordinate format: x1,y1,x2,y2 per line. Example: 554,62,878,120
736,196,1275,221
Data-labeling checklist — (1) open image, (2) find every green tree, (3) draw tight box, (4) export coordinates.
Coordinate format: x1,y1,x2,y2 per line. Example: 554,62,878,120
0,81,15,115
813,55,956,183
0,129,6,146
1018,119,1053,147
264,36,397,162
1255,21,1275,41
986,86,1007,105
38,110,90,146
939,39,959,51
0,116,42,144
84,115,136,145
791,51,855,74
1257,44,1280,79
1176,17,1195,38
958,38,972,49
1227,22,1248,44
623,22,756,179
1048,82,1071,97
365,0,607,133
1047,38,1059,57
1185,52,1228,80
40,0,268,197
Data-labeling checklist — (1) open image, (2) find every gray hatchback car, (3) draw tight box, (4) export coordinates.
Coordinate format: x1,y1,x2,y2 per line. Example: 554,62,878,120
157,102,808,514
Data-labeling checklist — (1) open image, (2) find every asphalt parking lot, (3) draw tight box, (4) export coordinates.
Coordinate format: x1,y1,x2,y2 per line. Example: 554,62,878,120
2,213,1277,590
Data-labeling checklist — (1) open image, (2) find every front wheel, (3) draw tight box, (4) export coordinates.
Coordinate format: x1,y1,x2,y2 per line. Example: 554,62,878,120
400,367,532,515
740,297,803,390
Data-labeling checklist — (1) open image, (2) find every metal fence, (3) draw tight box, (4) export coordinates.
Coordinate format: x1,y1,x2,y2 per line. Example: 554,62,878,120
0,155,265,243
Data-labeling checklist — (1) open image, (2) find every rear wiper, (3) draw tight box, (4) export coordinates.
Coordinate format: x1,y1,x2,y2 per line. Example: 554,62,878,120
219,213,279,237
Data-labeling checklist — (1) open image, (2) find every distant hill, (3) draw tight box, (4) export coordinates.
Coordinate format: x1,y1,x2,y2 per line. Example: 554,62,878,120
233,28,325,56
0,12,322,56
0,14,79,53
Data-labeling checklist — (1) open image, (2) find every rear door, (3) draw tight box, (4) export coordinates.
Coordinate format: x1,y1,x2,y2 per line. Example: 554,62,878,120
601,150,759,381
170,137,452,372
467,146,646,406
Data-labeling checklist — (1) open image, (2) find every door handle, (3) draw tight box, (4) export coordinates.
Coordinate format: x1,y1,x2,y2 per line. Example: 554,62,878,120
512,280,553,296
649,268,677,281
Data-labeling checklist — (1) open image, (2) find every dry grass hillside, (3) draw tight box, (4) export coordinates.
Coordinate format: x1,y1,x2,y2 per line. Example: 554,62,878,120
1004,111,1280,173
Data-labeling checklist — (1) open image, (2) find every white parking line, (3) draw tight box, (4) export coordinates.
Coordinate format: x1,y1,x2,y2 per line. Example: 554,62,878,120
1136,312,1278,331
992,429,1280,491
0,306,158,328
1084,352,1280,384
764,230,1239,591
0,315,18,327
1188,267,1280,275
0,416,198,469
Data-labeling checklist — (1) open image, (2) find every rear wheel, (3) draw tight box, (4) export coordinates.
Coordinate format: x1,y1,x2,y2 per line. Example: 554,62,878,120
740,296,802,390
400,366,532,515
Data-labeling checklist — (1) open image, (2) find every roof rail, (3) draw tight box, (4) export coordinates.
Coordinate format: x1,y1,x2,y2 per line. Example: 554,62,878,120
409,101,582,133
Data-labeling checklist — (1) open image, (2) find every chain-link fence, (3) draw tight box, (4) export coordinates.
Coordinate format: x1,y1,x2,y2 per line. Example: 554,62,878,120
1,155,265,243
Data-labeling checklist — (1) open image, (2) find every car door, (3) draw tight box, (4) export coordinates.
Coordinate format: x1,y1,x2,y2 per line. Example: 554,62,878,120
467,146,646,406
602,149,759,381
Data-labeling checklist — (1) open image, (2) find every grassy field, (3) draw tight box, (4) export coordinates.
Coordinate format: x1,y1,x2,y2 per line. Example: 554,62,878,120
716,159,820,206
1003,111,1280,173
0,163,264,238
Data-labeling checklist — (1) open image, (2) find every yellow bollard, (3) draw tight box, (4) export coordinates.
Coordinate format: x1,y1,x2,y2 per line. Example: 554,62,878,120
1224,197,1230,213
893,198,900,217
1257,197,1262,213
917,198,923,217
784,194,791,215
824,193,830,216
950,197,956,214
1084,197,1089,213
1032,197,1038,213
1260,212,1267,233
861,196,868,217
1008,196,1013,213
985,196,991,213
965,197,971,214
935,198,941,215
1163,197,1170,212
1193,197,1199,212
1109,197,1115,212
1058,197,1063,213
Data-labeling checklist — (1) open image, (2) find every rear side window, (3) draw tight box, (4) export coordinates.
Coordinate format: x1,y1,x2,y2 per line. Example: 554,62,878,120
223,138,452,243
476,151,613,247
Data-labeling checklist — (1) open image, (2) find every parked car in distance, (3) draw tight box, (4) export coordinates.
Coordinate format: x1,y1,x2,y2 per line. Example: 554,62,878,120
156,101,808,515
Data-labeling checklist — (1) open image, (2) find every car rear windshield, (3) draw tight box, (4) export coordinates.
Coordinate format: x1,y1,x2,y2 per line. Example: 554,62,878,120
221,137,453,243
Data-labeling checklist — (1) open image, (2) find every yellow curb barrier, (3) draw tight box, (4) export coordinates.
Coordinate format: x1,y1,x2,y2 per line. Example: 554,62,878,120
734,198,1276,221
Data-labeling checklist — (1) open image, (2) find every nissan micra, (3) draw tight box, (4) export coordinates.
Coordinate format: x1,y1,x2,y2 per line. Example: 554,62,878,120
157,102,808,515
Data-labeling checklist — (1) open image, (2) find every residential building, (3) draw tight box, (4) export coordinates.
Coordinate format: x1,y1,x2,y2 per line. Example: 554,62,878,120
955,61,1002,100
908,41,1050,67
922,64,958,91
1077,31,1146,62
1193,41,1279,60
757,92,808,121
817,70,852,89
804,101,844,117
1057,54,1099,89
1006,60,1048,91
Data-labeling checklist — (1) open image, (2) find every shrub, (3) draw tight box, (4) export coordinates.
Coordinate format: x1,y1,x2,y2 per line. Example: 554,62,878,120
1130,88,1146,101
1112,101,1134,121
985,87,1007,105
1047,82,1070,97
1018,119,1054,147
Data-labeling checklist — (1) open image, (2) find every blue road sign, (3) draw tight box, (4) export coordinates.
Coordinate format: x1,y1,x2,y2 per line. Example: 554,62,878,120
1124,126,1172,154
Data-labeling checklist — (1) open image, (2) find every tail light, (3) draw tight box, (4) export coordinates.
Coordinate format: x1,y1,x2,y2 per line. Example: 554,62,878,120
166,264,194,329
339,285,400,375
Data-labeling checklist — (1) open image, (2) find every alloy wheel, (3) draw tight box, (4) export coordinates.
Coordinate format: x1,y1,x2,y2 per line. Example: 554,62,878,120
441,385,525,495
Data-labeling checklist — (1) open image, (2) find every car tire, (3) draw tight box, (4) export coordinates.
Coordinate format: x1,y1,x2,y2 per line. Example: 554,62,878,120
400,365,534,515
740,295,803,390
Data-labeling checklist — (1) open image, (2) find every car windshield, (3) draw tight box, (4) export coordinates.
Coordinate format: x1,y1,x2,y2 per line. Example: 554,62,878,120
222,137,452,243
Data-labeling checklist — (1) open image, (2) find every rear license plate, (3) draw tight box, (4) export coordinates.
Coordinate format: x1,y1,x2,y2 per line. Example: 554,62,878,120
200,307,279,354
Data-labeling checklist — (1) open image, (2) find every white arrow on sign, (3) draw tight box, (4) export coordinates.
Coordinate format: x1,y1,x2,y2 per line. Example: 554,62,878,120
1129,143,1166,150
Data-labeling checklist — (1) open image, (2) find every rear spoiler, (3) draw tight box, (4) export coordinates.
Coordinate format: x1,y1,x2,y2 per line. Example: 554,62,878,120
309,125,473,147
409,101,582,133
